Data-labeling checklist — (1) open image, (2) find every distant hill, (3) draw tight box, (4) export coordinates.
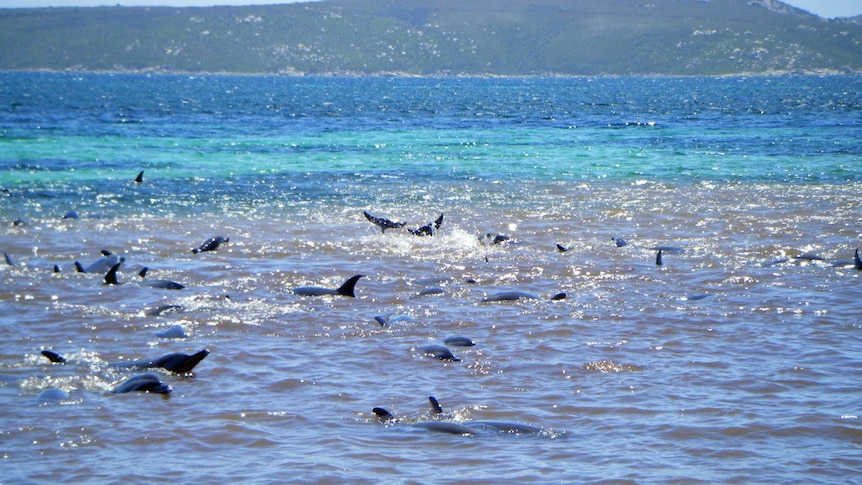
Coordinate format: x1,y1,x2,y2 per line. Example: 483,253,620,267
1,0,860,75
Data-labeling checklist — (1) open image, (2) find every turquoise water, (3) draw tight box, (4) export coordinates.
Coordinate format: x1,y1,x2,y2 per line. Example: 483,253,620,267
1,72,861,483
2,74,859,219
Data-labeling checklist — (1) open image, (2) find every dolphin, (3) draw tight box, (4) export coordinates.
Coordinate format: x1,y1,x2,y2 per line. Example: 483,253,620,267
429,395,444,414
295,274,365,297
155,324,188,339
40,348,208,374
556,244,568,252
76,250,123,274
41,350,67,364
373,406,476,434
111,373,172,394
4,252,15,266
104,262,123,285
462,421,544,435
408,213,444,236
795,252,825,261
373,407,397,422
427,396,542,435
856,248,862,271
479,233,513,245
134,171,144,183
363,211,406,233
192,236,229,254
110,349,210,374
105,264,184,289
37,388,70,404
371,396,456,424
142,279,185,290
611,237,628,247
412,421,478,435
482,290,540,302
415,286,445,297
443,336,475,347
656,249,664,266
137,267,185,289
145,304,183,317
420,344,460,361
63,210,80,220
374,397,545,436
374,314,417,326
483,290,564,302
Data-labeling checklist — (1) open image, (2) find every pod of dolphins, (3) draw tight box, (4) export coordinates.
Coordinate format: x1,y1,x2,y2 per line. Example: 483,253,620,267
4,215,227,402
5,186,862,440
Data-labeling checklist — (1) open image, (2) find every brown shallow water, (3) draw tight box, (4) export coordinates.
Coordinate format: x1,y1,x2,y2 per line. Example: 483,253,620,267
1,178,861,483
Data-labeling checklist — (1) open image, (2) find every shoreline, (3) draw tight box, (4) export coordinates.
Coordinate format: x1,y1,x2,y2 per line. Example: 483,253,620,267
1,67,859,78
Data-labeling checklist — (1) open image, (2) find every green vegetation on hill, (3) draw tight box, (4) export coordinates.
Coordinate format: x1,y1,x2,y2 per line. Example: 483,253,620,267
1,0,860,75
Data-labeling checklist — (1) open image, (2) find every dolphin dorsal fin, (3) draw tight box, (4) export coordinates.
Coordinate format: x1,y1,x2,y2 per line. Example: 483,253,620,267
429,396,443,414
433,213,444,230
105,262,123,285
336,274,365,297
373,407,395,422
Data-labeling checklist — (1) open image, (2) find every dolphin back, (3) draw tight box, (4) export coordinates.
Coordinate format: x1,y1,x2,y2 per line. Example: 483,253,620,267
111,374,172,394
152,349,210,373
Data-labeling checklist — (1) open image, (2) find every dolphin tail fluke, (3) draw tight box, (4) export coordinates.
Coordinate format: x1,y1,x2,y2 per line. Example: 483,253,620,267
363,211,385,233
336,274,365,297
434,213,444,230
105,262,123,285
409,213,444,236
364,211,404,233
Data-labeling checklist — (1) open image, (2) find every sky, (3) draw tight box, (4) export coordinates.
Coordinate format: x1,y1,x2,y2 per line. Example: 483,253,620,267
0,0,860,19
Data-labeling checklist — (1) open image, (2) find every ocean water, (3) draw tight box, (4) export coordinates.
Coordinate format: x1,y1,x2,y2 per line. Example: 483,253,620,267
1,72,861,483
